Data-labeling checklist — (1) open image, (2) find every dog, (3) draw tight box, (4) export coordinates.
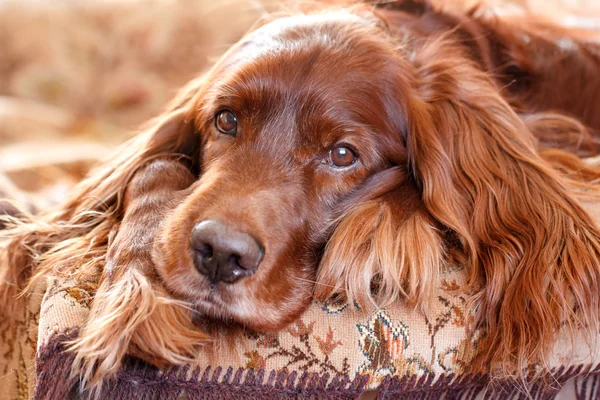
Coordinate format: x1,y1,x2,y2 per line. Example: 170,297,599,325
2,0,600,392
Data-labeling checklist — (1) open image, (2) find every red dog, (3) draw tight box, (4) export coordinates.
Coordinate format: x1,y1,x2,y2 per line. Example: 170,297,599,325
2,0,600,392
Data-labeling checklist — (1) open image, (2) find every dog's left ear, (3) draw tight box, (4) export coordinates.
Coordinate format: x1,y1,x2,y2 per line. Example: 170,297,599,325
406,38,600,372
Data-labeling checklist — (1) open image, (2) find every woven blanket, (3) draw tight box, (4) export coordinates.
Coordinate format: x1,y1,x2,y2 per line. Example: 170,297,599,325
2,202,600,399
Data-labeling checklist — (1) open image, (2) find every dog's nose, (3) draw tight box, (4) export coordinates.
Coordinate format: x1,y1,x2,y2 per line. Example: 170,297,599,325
190,220,263,284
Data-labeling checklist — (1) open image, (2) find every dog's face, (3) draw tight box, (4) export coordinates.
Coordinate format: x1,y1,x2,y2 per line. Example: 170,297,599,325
153,13,414,331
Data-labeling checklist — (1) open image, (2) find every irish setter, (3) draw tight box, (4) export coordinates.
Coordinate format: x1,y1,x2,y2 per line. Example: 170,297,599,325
2,0,600,393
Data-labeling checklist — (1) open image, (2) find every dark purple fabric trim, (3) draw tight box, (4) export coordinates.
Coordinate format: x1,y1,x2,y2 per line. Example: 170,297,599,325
34,331,600,400
376,365,600,400
101,360,369,400
34,330,79,400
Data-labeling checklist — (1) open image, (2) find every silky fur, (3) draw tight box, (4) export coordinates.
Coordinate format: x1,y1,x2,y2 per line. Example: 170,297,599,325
2,0,600,394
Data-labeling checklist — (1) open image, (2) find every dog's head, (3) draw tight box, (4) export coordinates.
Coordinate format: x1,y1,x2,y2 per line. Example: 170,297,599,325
151,12,419,331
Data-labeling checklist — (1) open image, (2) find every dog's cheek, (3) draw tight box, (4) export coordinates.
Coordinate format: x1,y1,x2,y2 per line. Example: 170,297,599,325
249,247,315,331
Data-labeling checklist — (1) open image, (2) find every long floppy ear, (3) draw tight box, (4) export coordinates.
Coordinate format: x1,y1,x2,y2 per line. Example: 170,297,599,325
68,160,207,391
0,82,206,389
407,38,600,373
522,112,600,158
0,79,206,392
56,76,204,227
316,168,445,312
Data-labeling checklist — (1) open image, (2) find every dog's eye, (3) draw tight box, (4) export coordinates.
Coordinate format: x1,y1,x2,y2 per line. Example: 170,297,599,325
327,146,357,168
215,110,237,135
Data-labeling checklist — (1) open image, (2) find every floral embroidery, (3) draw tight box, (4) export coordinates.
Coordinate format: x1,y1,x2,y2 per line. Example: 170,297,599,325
322,299,350,315
357,310,409,370
47,278,97,310
440,279,461,292
245,319,350,376
287,320,315,338
244,350,267,370
256,332,279,348
321,298,361,315
315,327,343,356
424,281,470,346
438,330,483,373
63,286,94,309
357,310,430,384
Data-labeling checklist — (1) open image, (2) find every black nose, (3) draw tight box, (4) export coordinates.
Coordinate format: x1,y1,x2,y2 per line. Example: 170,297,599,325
190,220,264,284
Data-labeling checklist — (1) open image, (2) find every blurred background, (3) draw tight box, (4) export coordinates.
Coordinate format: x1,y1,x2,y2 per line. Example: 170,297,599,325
0,0,598,209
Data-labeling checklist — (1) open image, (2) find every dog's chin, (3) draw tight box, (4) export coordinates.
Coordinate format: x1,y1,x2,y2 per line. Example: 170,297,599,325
190,292,288,333
154,245,314,333
156,274,281,332
192,293,239,323
190,309,258,341
191,303,248,334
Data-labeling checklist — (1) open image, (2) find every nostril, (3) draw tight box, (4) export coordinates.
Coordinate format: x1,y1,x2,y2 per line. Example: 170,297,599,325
197,243,213,259
229,254,242,269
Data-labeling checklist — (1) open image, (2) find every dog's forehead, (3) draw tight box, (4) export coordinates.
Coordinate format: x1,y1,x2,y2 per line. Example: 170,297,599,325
227,11,387,70
214,14,399,123
248,12,371,48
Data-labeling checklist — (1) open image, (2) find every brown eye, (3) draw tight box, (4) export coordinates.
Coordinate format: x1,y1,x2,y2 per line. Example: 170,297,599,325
329,146,357,167
215,110,237,135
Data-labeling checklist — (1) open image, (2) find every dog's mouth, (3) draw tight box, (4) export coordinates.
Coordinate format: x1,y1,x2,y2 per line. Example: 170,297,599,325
189,284,289,332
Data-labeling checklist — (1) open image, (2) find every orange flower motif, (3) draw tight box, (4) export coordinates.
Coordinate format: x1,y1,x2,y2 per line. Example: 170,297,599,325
451,306,466,326
244,350,267,370
315,327,342,356
256,332,279,348
440,279,460,292
63,285,94,309
357,310,430,385
357,310,409,372
287,319,315,338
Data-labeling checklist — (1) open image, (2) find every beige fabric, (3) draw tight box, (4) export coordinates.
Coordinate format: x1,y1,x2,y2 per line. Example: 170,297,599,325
0,280,44,400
